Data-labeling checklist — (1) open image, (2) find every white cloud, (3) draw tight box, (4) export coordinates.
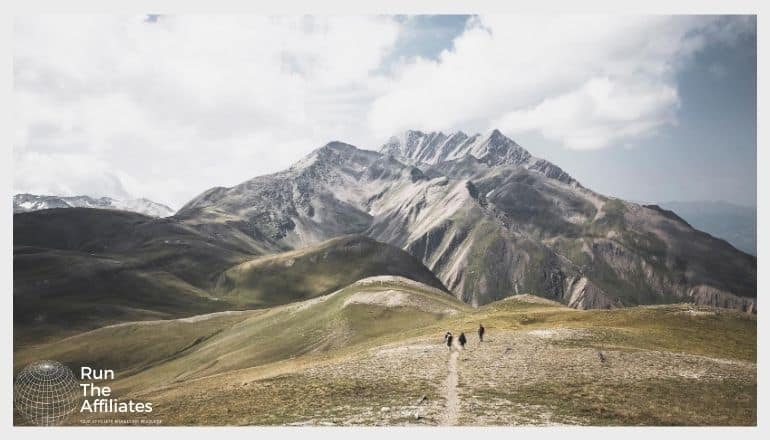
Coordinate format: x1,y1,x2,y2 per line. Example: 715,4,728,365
13,15,754,207
13,151,131,200
494,77,680,150
368,15,755,150
14,15,399,208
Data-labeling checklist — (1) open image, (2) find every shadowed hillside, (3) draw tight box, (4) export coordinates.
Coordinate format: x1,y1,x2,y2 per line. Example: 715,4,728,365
14,210,449,344
214,235,448,307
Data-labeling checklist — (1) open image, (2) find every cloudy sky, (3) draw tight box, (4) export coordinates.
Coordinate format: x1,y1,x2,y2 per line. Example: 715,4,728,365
14,15,757,209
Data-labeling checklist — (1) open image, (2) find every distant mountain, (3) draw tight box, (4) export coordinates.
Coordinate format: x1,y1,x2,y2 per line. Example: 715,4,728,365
659,201,756,256
13,193,175,217
177,129,756,312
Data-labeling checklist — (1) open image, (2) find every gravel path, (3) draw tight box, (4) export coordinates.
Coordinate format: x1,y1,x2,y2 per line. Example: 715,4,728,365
118,327,756,426
440,349,460,425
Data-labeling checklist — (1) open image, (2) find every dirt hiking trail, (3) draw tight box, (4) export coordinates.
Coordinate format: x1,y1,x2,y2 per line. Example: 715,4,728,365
441,348,460,426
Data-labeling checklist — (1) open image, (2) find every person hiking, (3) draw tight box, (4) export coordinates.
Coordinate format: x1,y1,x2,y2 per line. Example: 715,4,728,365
478,323,485,342
458,332,467,349
444,331,453,350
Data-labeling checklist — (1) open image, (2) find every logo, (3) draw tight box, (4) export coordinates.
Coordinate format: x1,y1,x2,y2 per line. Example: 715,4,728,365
78,366,153,415
14,360,80,426
15,361,156,426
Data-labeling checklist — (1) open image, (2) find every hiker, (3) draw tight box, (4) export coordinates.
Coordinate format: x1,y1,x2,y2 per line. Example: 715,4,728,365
444,331,453,350
458,332,467,349
478,323,485,342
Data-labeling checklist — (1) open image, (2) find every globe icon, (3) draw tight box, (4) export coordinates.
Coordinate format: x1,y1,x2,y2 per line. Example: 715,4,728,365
14,360,81,426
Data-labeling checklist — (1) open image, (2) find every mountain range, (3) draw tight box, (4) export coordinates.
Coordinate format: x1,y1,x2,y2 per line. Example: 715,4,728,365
176,129,756,311
12,129,758,426
13,129,757,343
13,193,175,217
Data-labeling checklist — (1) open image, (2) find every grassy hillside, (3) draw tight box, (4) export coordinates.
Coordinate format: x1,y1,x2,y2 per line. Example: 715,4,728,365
214,235,448,306
14,211,448,345
14,279,755,426
15,276,467,391
13,209,266,345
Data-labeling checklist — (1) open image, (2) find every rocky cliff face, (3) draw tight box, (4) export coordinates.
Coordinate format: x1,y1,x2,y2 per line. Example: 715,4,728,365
382,129,578,186
176,130,756,311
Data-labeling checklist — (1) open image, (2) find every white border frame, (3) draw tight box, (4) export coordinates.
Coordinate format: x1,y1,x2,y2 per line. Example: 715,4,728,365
1,1,764,439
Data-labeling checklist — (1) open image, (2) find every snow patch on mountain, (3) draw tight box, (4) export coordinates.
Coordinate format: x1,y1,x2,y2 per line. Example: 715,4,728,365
13,194,175,217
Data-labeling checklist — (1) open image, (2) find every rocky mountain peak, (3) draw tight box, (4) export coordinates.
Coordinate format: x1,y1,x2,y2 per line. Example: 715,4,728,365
291,140,379,173
378,128,577,186
381,128,530,165
320,140,359,152
173,130,754,312
474,129,531,166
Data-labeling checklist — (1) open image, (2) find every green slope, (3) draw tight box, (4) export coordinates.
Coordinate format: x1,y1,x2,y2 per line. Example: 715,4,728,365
13,278,755,426
14,208,266,345
15,276,467,389
14,211,448,345
214,235,449,307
